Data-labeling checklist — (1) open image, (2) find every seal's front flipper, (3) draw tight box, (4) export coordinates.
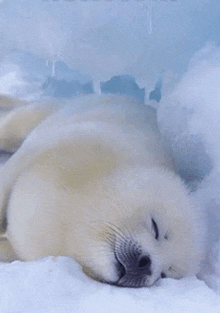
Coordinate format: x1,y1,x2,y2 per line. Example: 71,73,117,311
0,103,57,153
0,234,17,262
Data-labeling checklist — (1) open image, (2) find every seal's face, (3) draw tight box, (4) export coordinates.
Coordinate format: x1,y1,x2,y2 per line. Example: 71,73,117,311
101,221,162,288
113,220,166,287
86,218,186,288
78,169,204,288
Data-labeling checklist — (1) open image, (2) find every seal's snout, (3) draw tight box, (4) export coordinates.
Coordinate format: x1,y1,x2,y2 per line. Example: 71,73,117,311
116,254,152,287
114,240,152,287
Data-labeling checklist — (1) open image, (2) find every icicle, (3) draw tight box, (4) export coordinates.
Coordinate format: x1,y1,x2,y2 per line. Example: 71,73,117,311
46,60,49,67
94,81,101,94
52,61,56,77
148,0,154,35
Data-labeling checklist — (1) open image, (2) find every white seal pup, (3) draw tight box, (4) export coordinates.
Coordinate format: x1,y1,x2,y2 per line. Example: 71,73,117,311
0,94,204,287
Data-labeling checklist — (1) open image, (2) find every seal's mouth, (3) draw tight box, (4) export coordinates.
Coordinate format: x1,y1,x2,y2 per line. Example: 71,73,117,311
114,250,126,282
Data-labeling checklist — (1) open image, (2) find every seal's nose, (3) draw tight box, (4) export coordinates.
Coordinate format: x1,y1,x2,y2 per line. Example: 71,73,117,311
138,255,151,270
115,253,152,287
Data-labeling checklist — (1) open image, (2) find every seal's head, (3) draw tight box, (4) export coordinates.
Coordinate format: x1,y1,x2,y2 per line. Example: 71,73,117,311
77,168,204,288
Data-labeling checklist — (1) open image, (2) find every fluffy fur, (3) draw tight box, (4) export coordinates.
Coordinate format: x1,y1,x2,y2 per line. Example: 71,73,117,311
0,94,204,287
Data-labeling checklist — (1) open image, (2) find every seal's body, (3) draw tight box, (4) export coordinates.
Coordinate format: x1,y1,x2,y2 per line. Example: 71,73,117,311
0,94,204,287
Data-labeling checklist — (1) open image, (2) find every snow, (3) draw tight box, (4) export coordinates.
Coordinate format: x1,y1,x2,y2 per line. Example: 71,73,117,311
157,43,220,295
0,0,220,312
0,257,219,313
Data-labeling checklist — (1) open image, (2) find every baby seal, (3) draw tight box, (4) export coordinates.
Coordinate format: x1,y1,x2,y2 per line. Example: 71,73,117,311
0,94,204,287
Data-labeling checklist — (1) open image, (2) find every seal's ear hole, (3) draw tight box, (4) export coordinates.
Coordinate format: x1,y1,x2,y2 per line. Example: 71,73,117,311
164,233,169,240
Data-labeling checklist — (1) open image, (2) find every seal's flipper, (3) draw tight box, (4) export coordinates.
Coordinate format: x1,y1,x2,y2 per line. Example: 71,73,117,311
0,103,58,152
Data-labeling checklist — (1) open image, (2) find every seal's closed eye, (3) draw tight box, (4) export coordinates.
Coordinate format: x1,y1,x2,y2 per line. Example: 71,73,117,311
151,218,159,240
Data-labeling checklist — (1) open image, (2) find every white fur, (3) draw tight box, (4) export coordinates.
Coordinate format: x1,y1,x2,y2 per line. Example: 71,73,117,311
0,94,205,287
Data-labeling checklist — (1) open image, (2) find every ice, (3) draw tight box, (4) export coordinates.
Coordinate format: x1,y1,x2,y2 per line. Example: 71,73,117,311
100,75,145,103
52,61,56,77
0,0,214,85
0,51,93,99
147,0,154,35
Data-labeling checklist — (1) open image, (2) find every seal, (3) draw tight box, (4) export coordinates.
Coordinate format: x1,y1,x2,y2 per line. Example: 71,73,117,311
0,94,204,287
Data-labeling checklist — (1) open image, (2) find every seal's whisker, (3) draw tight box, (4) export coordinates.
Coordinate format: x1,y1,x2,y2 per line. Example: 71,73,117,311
105,223,129,242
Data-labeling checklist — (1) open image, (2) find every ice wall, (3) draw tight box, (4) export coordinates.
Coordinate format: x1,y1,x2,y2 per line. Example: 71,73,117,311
0,0,217,88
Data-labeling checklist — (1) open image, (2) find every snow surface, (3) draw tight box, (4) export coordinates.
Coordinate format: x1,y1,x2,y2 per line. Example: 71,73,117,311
0,257,220,313
0,0,220,312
